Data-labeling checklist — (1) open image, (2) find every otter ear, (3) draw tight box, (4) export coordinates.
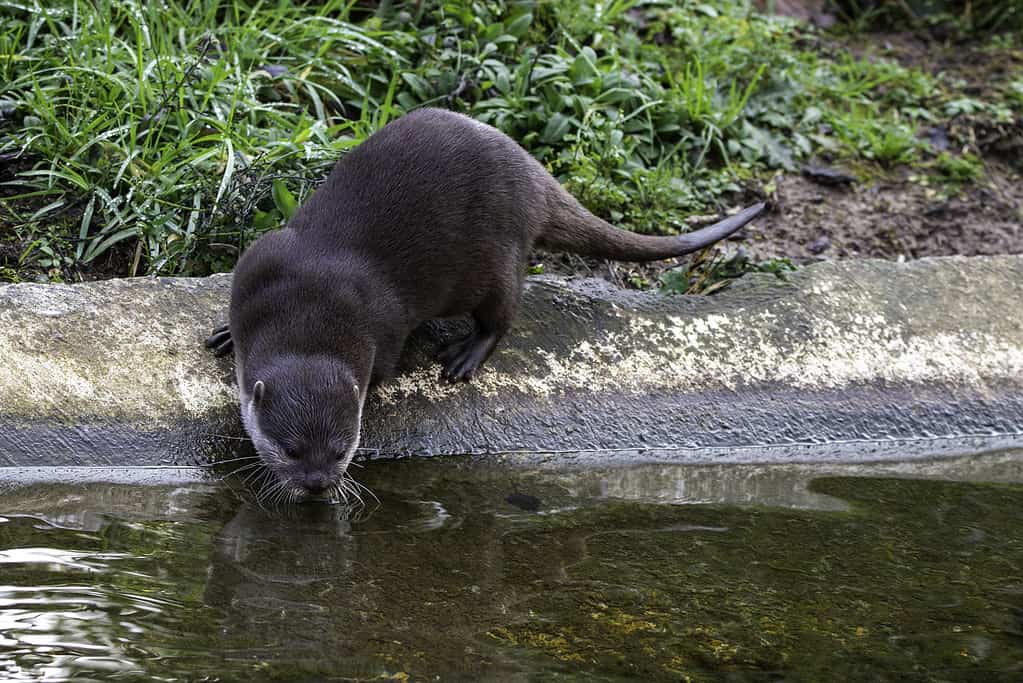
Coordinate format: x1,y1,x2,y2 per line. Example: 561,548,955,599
253,380,265,406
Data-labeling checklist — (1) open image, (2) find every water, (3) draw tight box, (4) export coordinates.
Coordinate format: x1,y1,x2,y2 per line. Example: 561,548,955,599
1,452,1023,681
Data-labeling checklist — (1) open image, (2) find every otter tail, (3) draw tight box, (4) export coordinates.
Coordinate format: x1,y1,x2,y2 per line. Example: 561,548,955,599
538,187,766,262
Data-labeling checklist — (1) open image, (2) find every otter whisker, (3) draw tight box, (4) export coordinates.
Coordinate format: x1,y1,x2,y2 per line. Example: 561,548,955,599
325,480,341,501
333,481,350,506
209,434,251,441
229,463,262,478
345,474,375,497
252,480,273,513
214,461,261,472
227,462,262,479
257,471,281,499
344,475,379,506
340,486,361,509
207,454,262,466
270,486,292,510
242,465,270,487
253,477,274,502
252,467,271,489
341,478,366,508
342,480,362,508
270,479,291,505
326,486,344,506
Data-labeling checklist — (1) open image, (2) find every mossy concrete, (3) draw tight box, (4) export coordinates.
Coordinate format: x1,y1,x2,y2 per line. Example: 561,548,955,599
0,256,1021,466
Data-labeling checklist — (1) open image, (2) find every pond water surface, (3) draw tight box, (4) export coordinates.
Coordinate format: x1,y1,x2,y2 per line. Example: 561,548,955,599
1,451,1022,681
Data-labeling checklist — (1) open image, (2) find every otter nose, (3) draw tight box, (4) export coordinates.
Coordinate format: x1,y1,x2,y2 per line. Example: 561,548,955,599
303,472,329,494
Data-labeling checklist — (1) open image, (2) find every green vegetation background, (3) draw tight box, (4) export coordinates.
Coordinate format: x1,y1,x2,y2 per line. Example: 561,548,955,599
0,0,1020,282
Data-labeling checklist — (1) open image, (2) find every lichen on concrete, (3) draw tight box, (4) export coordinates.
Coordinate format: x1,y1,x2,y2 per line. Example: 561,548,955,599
0,257,1021,466
375,256,1023,401
0,275,236,427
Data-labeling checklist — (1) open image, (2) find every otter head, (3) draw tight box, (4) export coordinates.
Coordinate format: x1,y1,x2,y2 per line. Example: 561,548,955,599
239,355,364,501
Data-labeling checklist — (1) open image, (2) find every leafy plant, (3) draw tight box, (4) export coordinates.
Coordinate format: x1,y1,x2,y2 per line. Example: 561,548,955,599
0,0,394,276
828,109,921,165
934,151,983,185
659,250,796,295
0,0,1005,287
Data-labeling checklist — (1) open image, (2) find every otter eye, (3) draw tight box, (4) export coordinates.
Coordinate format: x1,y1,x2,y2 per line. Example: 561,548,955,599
327,441,348,461
283,447,301,460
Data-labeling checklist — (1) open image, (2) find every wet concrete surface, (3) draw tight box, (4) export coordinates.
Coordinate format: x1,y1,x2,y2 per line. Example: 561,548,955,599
0,256,1021,465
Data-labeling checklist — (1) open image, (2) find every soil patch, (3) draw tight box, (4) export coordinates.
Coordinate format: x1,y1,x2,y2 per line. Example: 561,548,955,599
747,162,1022,264
748,32,1023,265
843,31,1022,96
540,30,1023,285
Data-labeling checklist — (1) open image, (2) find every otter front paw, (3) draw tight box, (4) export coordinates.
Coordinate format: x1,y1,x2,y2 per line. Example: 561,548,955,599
205,324,234,357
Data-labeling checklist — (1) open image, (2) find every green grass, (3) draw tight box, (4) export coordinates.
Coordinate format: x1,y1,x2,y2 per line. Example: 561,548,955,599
0,0,1017,283
827,108,921,166
934,151,983,185
1,0,397,277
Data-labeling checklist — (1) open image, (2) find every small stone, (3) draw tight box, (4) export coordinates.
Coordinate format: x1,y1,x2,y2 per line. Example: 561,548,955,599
924,126,951,152
801,165,856,187
807,236,831,254
257,64,289,79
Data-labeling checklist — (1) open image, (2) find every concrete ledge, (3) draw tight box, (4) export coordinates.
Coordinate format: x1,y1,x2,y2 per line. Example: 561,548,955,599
1,256,1021,466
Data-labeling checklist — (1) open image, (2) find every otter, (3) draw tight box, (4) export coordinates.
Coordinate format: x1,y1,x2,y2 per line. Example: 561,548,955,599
206,108,765,501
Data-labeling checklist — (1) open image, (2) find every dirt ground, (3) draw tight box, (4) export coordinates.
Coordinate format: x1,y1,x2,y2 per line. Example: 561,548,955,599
750,32,1022,264
540,157,1022,288
746,161,1022,264
544,30,1023,286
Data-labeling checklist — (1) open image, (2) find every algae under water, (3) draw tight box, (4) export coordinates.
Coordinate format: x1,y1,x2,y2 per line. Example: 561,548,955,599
0,452,1022,681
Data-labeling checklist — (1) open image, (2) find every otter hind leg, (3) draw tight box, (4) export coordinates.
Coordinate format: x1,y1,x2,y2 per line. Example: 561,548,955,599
438,328,501,382
438,283,518,383
205,324,234,357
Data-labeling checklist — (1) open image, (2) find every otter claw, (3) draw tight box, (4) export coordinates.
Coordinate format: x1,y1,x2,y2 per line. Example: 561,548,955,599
438,331,498,383
206,324,234,357
437,334,476,382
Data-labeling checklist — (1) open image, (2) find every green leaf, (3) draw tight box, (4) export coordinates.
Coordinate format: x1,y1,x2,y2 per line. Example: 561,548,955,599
272,180,299,221
482,22,504,43
396,92,418,110
401,72,431,100
27,198,66,222
571,47,599,85
214,138,235,210
495,67,511,94
18,168,90,191
83,227,136,263
76,195,96,261
540,113,573,144
506,13,533,38
252,209,280,230
742,123,795,170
